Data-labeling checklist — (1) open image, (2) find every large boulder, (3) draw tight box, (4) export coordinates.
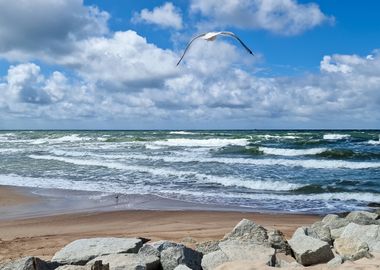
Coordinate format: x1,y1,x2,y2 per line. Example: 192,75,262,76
201,250,229,270
86,254,159,270
334,237,371,261
149,240,180,252
138,244,160,258
288,227,334,266
0,257,59,270
326,255,343,268
160,245,202,270
321,215,350,240
307,221,332,245
195,240,220,255
56,261,109,270
340,223,380,252
346,211,379,225
222,219,268,245
52,238,143,265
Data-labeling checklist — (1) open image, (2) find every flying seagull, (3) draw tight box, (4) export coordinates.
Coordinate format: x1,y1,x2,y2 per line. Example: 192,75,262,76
176,31,254,66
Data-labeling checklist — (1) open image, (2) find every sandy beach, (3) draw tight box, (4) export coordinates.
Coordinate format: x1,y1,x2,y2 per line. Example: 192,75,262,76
0,185,320,263
1,185,380,269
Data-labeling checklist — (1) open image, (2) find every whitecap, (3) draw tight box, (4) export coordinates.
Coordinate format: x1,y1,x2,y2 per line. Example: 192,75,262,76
259,147,327,156
152,138,249,147
323,134,351,140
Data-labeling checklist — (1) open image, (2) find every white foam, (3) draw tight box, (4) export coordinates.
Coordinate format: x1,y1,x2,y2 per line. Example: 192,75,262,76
367,139,380,145
258,135,300,140
323,134,351,140
29,134,91,144
27,155,301,191
126,154,380,169
169,131,196,135
259,147,327,156
0,148,22,154
152,138,249,147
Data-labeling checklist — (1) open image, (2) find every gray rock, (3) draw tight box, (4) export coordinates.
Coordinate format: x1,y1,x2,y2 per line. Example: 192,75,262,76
322,215,350,230
52,237,143,265
87,254,159,270
195,240,220,255
274,253,302,268
340,223,380,252
160,245,202,270
56,261,109,270
222,219,268,245
288,227,334,266
219,240,276,266
330,227,346,240
138,244,160,258
0,257,59,270
307,221,332,245
268,229,291,254
346,211,379,225
334,237,371,261
150,240,180,252
173,265,192,270
326,255,343,268
201,250,229,270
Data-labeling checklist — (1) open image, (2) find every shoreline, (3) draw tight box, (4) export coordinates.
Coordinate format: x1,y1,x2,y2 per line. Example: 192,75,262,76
0,185,321,262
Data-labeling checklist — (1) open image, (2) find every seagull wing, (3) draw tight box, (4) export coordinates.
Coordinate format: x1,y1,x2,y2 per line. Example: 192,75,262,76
176,33,207,66
220,32,254,55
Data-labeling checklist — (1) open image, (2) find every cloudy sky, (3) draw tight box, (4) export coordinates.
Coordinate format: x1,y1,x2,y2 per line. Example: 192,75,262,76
0,0,379,129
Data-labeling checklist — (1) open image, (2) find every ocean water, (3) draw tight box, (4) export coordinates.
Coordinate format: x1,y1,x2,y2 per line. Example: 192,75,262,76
0,130,379,214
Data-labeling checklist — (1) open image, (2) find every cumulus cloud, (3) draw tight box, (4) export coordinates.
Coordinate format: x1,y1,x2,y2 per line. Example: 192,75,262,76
191,0,333,35
133,2,183,30
0,0,109,61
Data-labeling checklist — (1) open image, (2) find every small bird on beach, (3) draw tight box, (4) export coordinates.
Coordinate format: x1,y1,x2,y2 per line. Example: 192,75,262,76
176,31,254,66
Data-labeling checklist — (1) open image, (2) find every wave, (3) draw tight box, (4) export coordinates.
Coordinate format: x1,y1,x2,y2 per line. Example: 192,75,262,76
323,134,351,140
317,149,380,160
258,135,300,140
367,139,380,145
169,131,196,135
29,134,91,144
152,138,249,147
27,155,302,191
259,147,327,156
215,146,263,156
125,154,380,169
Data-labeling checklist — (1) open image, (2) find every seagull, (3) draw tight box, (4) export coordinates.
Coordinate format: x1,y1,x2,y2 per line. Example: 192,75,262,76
176,31,254,66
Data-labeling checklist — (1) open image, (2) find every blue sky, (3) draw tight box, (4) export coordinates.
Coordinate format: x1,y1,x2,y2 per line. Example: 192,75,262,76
0,0,379,129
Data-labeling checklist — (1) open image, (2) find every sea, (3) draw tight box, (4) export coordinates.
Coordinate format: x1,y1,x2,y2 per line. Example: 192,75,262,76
0,130,379,214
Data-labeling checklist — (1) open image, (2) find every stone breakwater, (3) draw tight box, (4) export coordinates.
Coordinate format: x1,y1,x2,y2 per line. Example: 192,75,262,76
1,210,380,270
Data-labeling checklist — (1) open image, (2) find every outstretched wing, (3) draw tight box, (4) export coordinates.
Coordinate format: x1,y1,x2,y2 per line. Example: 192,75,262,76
220,31,254,55
176,33,207,66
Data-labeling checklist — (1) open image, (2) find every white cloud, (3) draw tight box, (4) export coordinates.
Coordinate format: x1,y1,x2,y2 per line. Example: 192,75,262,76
0,0,109,61
133,2,183,30
191,0,333,35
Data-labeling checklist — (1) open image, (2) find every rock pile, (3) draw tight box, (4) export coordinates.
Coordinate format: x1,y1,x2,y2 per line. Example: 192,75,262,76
1,210,379,269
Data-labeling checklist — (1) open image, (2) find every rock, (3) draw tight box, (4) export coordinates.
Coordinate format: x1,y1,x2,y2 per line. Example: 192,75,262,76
56,261,109,270
87,254,159,270
307,221,332,245
326,255,343,268
274,253,302,268
330,227,346,240
222,219,268,245
334,237,371,261
201,250,229,270
288,227,334,266
0,257,59,270
219,240,276,266
52,237,143,265
321,214,350,240
138,244,160,258
195,240,220,255
340,223,380,252
173,265,192,270
150,240,180,252
213,260,270,270
346,211,379,225
160,245,202,270
268,230,291,254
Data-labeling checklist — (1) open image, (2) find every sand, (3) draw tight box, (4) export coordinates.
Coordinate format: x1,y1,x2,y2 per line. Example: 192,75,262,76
0,185,379,269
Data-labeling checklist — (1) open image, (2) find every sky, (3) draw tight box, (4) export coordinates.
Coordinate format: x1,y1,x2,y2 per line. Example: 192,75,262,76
0,0,379,130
